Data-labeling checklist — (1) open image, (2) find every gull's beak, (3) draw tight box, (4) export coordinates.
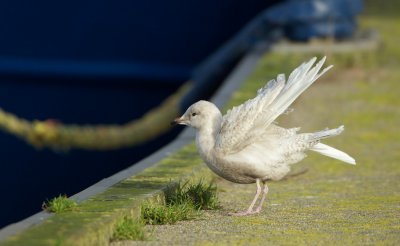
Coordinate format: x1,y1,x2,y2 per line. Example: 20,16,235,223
171,116,188,126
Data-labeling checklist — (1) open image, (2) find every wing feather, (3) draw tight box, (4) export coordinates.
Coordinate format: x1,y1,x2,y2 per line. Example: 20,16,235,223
216,57,332,154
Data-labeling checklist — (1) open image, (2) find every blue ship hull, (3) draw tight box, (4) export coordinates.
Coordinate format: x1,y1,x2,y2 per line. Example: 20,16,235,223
0,0,279,228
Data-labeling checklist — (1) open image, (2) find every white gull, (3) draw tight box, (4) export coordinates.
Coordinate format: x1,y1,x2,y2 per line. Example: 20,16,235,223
173,57,356,216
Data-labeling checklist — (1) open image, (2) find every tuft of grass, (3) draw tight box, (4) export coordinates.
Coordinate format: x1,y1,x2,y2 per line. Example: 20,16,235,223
42,194,77,213
111,216,146,241
141,180,220,225
166,180,220,210
111,180,220,242
141,202,196,225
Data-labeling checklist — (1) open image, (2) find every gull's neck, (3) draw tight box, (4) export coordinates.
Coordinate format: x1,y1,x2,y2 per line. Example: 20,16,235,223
195,114,222,164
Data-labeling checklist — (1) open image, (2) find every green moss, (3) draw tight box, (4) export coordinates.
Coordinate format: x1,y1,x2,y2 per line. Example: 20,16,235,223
0,143,212,246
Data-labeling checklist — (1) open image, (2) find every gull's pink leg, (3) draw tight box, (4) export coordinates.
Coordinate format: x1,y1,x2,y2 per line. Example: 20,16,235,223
254,182,269,213
229,179,262,216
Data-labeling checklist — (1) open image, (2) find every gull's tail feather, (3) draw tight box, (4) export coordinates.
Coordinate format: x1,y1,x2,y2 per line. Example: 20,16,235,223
312,125,344,141
310,143,356,165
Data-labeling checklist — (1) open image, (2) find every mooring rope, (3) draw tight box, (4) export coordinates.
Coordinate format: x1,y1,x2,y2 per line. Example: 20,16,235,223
0,82,191,151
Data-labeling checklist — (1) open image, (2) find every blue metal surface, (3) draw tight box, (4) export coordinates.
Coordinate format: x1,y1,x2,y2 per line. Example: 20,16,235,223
0,0,277,82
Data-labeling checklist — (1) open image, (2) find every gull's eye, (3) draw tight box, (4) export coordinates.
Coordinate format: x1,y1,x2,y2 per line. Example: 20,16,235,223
192,112,197,117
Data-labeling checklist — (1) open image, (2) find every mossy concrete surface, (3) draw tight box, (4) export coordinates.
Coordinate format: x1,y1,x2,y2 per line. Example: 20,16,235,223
112,4,400,245
0,143,211,246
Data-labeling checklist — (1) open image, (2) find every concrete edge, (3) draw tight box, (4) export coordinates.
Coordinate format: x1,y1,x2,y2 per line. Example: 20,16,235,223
0,41,269,241
270,29,380,53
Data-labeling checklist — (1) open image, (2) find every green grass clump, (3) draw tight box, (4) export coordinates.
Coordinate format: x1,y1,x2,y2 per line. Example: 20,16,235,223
166,180,220,210
110,180,220,242
141,202,196,225
111,216,146,241
141,180,220,225
42,194,77,213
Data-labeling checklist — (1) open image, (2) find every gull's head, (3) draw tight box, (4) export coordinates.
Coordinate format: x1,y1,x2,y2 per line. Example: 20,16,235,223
173,100,221,130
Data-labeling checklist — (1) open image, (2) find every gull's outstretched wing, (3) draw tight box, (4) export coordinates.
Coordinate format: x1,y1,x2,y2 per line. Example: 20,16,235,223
216,57,332,154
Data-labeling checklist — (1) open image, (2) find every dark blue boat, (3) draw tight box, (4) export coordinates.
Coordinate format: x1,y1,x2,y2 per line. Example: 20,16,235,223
0,0,279,228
